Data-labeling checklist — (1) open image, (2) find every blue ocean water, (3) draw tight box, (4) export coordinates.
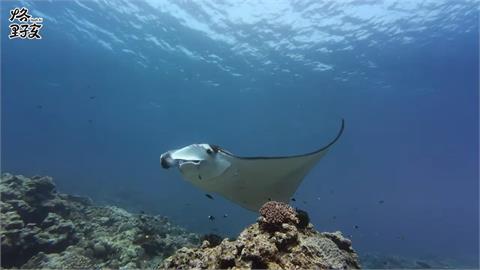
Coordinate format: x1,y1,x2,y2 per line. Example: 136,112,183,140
1,0,478,265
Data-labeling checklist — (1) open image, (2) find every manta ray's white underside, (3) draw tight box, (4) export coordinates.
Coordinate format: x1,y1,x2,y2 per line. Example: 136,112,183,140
160,119,344,211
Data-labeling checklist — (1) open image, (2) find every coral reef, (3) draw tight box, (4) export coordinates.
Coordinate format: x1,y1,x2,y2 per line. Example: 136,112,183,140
0,173,199,269
2,174,362,269
162,201,361,269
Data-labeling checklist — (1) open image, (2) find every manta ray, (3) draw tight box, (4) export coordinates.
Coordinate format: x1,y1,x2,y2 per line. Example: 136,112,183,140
160,119,344,211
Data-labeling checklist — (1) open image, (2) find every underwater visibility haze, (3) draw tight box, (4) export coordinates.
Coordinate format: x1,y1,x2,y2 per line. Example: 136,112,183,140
1,0,479,267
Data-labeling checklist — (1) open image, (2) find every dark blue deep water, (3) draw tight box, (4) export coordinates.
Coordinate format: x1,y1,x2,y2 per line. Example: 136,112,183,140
2,0,479,266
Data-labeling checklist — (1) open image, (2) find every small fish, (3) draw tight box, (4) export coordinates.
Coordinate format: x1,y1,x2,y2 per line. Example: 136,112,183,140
354,225,359,229
88,119,93,124
302,200,307,204
208,215,215,221
36,105,43,109
378,200,385,204
89,96,96,100
291,198,296,202
332,216,337,220
140,210,145,214
205,194,214,200
223,214,228,218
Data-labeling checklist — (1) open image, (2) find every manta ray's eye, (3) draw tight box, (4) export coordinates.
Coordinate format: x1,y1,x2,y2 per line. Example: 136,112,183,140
206,148,213,154
210,144,221,153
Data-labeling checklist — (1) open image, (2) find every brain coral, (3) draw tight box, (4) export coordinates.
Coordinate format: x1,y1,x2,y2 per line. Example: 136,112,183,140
259,201,299,227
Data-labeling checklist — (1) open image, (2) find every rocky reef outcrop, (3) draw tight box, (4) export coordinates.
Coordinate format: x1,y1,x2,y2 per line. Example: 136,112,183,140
162,201,361,269
0,173,199,269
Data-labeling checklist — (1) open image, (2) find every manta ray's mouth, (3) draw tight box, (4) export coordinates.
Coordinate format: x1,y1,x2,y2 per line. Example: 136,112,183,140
178,160,200,166
161,153,201,169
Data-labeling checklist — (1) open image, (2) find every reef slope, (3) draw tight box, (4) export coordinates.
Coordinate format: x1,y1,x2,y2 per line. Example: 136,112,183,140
0,173,199,269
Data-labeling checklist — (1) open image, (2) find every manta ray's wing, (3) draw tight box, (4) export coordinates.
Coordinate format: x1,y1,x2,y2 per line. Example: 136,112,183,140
211,119,345,211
